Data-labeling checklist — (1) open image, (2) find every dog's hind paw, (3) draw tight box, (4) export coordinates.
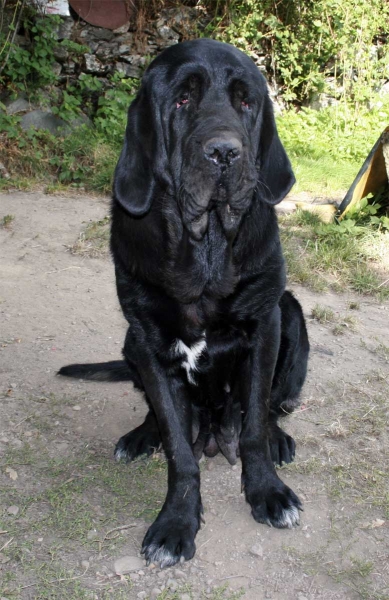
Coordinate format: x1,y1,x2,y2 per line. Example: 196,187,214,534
114,420,161,462
269,422,296,466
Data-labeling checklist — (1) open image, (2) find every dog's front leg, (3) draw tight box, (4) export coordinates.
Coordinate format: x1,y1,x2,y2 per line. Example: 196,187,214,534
239,307,302,528
126,340,201,567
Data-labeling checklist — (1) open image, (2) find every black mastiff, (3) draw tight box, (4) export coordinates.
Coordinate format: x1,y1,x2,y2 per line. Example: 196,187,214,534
60,39,309,568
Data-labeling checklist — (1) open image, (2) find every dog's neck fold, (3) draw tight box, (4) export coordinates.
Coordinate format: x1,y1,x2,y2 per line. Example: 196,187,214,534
165,209,238,304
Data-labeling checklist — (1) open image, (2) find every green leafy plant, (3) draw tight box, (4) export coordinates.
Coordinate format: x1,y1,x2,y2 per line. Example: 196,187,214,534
94,73,138,144
277,100,389,164
1,214,15,228
342,190,389,230
205,0,389,104
0,13,62,92
0,102,21,137
51,90,82,121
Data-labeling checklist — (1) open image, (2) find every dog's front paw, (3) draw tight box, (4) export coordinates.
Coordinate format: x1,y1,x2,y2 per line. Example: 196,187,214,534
269,422,295,466
141,511,200,568
245,476,302,528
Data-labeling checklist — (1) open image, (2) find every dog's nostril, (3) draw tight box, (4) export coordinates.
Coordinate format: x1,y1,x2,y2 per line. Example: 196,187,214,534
204,136,242,165
210,149,221,162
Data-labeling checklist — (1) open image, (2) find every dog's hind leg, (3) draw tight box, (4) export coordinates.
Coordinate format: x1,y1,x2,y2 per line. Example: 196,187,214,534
267,418,296,466
268,291,309,465
114,408,161,462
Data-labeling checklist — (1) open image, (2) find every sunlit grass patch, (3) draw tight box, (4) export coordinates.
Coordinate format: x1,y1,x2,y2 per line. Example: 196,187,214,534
280,210,389,298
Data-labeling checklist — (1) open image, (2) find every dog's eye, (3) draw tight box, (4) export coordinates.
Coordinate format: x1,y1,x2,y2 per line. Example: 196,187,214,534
176,93,190,109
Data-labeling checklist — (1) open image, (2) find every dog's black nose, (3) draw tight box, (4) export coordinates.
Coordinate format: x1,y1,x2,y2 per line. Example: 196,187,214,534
204,135,242,165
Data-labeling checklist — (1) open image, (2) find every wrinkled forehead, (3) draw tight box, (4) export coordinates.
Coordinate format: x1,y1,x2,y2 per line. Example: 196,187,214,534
144,39,266,92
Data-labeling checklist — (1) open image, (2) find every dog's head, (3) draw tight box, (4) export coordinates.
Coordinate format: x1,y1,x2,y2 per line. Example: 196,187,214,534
114,39,295,241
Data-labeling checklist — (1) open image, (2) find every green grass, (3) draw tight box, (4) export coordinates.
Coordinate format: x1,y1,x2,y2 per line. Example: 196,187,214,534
1,214,15,228
0,432,168,597
71,216,111,257
0,438,167,540
277,99,389,197
310,304,358,335
0,401,247,599
8,564,91,600
348,301,360,310
0,123,119,195
374,341,389,362
204,587,245,600
283,543,386,600
311,304,336,323
288,154,358,197
280,209,389,298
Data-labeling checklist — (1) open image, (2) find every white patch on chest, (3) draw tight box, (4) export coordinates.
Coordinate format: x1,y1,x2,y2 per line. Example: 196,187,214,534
173,335,206,385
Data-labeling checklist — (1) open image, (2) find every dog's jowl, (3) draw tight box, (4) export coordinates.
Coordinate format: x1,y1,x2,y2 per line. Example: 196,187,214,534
59,38,310,568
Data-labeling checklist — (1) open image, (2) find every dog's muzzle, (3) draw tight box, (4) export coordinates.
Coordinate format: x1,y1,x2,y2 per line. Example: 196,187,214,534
180,128,256,241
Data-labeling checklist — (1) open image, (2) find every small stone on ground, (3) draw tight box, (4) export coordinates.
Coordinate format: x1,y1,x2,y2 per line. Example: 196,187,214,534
114,555,144,574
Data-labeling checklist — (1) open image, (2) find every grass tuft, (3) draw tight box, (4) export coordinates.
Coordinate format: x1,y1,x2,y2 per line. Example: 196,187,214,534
71,216,111,258
1,214,15,229
280,210,389,299
311,304,336,323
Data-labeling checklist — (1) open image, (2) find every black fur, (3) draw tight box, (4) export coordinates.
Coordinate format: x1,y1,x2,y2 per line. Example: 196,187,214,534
59,39,309,568
59,360,136,382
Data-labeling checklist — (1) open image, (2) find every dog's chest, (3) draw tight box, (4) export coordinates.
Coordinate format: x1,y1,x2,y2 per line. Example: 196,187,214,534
170,300,213,385
172,335,207,385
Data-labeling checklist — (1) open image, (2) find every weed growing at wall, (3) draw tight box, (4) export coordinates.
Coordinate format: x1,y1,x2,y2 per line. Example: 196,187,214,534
0,116,127,193
2,13,60,91
205,0,389,104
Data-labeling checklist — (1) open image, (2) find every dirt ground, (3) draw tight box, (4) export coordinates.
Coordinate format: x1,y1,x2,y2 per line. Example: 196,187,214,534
1,191,388,600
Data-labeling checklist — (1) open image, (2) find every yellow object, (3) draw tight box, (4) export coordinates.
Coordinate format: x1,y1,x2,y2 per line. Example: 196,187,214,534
338,126,389,219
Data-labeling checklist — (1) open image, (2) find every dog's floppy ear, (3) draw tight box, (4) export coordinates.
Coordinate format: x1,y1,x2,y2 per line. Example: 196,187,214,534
113,85,168,216
256,94,295,205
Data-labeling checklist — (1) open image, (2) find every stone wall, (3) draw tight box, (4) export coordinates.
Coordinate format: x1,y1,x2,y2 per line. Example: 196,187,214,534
53,6,211,83
3,3,272,89
2,5,224,133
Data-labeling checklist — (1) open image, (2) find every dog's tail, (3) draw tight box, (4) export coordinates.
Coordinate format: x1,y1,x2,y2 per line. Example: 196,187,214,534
58,360,136,383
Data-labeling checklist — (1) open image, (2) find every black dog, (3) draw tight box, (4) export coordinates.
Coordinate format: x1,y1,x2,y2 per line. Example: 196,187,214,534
59,39,309,568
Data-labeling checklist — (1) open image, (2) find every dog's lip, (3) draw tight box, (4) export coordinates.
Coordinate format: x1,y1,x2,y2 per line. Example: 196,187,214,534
186,211,209,241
